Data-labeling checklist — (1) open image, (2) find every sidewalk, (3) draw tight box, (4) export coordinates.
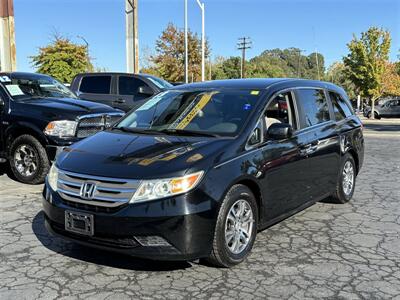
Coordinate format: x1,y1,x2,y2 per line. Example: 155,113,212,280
358,115,400,124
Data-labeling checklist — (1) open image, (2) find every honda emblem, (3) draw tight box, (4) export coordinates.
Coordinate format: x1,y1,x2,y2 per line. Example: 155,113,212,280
80,182,97,200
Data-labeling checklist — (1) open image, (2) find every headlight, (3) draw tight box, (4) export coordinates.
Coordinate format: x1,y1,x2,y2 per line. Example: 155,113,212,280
47,164,58,192
44,120,77,138
130,171,204,203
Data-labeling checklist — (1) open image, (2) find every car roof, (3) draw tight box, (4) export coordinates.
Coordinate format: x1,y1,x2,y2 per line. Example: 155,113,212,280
173,78,343,92
74,72,154,77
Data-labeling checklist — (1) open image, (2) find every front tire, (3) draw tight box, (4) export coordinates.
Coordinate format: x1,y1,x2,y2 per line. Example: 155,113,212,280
206,184,258,267
330,153,356,204
9,135,50,184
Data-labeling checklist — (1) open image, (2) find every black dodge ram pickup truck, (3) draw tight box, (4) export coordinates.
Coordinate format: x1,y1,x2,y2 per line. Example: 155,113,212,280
0,72,124,184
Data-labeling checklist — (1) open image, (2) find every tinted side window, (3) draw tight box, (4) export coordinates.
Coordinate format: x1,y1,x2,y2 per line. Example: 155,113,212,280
329,92,346,121
296,89,330,128
329,92,353,118
119,76,149,96
79,76,111,94
389,100,400,106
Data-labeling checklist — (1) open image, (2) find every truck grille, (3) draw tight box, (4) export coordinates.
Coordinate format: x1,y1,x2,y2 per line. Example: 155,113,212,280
76,113,124,138
57,170,139,210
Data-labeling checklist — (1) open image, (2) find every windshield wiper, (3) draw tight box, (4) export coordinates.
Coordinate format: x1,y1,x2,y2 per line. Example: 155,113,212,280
159,129,219,137
113,127,218,137
113,127,164,135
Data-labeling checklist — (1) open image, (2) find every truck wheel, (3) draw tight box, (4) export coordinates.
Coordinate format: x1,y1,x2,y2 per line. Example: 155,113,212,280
206,184,258,267
9,135,50,184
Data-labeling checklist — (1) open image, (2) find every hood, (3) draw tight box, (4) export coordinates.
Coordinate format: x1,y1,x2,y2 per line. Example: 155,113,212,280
57,130,231,179
19,97,120,115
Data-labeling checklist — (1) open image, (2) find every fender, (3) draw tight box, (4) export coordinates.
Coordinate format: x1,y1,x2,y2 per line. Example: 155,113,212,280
339,128,363,173
216,173,264,221
5,121,49,148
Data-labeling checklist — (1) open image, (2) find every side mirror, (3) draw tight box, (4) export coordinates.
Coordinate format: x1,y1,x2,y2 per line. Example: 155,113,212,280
248,127,261,146
267,123,293,140
137,86,154,96
0,97,4,107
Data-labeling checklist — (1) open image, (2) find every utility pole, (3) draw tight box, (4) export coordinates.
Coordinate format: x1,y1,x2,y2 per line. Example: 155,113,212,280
237,37,251,78
0,0,16,71
184,0,188,83
209,57,211,80
315,50,320,80
77,35,90,72
125,0,139,73
296,49,305,78
195,0,205,81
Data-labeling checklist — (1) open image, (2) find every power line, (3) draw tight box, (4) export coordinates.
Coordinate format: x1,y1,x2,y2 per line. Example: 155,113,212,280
237,37,252,78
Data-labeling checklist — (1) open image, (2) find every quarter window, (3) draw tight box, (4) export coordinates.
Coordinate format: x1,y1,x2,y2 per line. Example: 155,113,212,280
79,76,111,94
296,89,330,128
329,92,353,119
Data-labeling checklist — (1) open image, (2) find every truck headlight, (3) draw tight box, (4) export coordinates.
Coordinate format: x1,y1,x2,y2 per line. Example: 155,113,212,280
44,120,77,138
130,171,204,203
47,164,59,192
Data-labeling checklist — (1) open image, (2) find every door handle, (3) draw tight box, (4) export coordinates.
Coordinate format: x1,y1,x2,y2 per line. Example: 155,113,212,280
113,98,126,104
299,142,318,156
310,140,321,146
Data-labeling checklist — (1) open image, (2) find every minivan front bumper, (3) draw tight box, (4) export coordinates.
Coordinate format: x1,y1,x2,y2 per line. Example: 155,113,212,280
42,185,218,261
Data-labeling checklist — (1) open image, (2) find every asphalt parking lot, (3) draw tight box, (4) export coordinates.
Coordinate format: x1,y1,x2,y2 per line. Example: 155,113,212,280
0,120,399,300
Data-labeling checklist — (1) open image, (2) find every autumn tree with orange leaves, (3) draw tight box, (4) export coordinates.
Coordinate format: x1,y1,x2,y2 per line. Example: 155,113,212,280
143,23,210,83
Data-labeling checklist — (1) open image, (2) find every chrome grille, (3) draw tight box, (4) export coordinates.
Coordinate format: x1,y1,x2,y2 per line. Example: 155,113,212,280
76,113,124,138
57,170,139,208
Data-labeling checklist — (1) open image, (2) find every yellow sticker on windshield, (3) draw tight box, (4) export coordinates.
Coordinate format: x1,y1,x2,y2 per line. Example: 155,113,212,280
251,90,260,95
175,92,218,130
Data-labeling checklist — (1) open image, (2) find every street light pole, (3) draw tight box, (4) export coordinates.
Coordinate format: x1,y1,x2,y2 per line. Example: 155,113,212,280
184,0,188,83
125,0,139,74
0,0,17,71
77,35,89,71
195,0,205,81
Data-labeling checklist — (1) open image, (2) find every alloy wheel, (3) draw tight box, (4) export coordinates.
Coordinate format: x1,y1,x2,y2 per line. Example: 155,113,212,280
342,161,354,196
225,199,254,255
14,144,38,177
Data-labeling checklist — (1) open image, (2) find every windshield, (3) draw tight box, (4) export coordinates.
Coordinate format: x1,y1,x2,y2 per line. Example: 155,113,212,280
143,75,173,89
1,75,76,100
116,89,260,137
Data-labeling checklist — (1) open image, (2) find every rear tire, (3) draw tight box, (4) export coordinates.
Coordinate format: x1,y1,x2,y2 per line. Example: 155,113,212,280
9,135,50,184
330,153,356,204
206,184,258,268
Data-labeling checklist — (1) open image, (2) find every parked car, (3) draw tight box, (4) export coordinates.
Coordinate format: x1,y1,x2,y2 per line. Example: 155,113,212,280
0,72,124,184
363,98,400,119
70,73,172,112
43,79,364,267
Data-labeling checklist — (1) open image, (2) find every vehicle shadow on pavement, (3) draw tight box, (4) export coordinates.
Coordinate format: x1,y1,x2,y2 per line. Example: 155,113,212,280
32,211,193,272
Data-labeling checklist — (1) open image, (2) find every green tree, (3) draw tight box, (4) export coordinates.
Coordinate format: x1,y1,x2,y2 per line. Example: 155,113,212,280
150,23,210,82
326,62,357,99
31,34,93,83
212,56,242,79
343,27,391,118
248,48,325,79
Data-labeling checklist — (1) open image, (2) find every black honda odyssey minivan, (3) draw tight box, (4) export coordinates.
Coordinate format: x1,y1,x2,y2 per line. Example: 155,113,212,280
42,79,364,267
